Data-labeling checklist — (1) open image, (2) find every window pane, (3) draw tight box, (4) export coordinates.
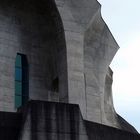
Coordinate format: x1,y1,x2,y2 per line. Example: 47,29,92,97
22,84,28,96
22,68,28,82
15,53,29,108
15,95,22,108
15,67,22,81
15,54,22,67
15,81,22,95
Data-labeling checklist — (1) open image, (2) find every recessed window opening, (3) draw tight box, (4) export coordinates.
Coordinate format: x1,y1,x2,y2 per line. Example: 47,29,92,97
15,53,29,108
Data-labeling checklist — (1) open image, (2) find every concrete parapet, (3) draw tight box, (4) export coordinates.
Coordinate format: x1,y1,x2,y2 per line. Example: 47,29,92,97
0,101,139,140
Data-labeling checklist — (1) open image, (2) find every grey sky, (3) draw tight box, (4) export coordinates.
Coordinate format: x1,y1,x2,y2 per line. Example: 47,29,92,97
98,0,140,132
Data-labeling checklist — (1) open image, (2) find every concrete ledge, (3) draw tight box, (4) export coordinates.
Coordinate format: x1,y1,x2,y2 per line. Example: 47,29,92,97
0,100,140,140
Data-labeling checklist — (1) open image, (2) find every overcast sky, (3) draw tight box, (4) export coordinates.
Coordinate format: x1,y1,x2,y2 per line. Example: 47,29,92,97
98,0,140,132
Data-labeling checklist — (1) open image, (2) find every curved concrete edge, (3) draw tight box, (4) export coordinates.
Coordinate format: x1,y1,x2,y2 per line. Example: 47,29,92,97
55,0,137,132
84,11,119,124
0,101,139,140
103,67,138,133
18,101,139,140
117,114,138,133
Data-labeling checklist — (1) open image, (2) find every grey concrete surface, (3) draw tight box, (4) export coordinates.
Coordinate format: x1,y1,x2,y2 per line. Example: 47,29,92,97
0,0,68,112
55,0,120,128
55,0,137,131
19,101,139,140
0,101,139,140
19,101,89,140
0,0,137,133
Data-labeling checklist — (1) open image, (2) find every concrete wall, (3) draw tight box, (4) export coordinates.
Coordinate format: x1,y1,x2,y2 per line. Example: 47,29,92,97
0,101,139,140
19,101,139,140
104,68,120,127
84,15,119,124
55,0,120,127
55,0,103,119
19,101,88,140
0,0,137,132
0,0,68,112
85,120,140,140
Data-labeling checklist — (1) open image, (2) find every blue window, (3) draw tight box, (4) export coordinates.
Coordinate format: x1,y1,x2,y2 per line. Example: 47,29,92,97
15,81,22,95
15,54,22,67
15,68,22,81
15,53,29,108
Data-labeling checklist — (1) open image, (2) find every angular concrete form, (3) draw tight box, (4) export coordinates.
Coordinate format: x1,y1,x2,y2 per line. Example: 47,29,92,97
55,0,121,129
0,0,138,136
19,101,139,140
1,101,140,140
0,0,68,111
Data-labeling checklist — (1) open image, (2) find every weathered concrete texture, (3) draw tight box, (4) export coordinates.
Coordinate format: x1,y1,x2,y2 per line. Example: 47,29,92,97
55,0,121,128
0,0,68,112
19,101,88,140
104,68,119,127
0,0,138,133
0,101,139,140
55,0,102,119
85,120,140,140
19,101,139,140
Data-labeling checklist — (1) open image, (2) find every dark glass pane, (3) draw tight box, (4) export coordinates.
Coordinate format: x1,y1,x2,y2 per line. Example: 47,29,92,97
22,55,28,67
22,55,28,82
22,68,28,82
15,81,22,95
22,83,29,96
15,54,22,67
15,95,22,108
15,67,22,81
15,53,29,108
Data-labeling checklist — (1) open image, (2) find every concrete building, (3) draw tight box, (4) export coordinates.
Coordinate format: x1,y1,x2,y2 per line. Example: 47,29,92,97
0,0,139,140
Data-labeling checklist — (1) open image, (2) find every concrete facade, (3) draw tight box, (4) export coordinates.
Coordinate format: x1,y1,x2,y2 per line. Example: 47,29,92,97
55,0,120,127
0,0,68,112
19,101,139,140
1,101,140,140
0,0,138,134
